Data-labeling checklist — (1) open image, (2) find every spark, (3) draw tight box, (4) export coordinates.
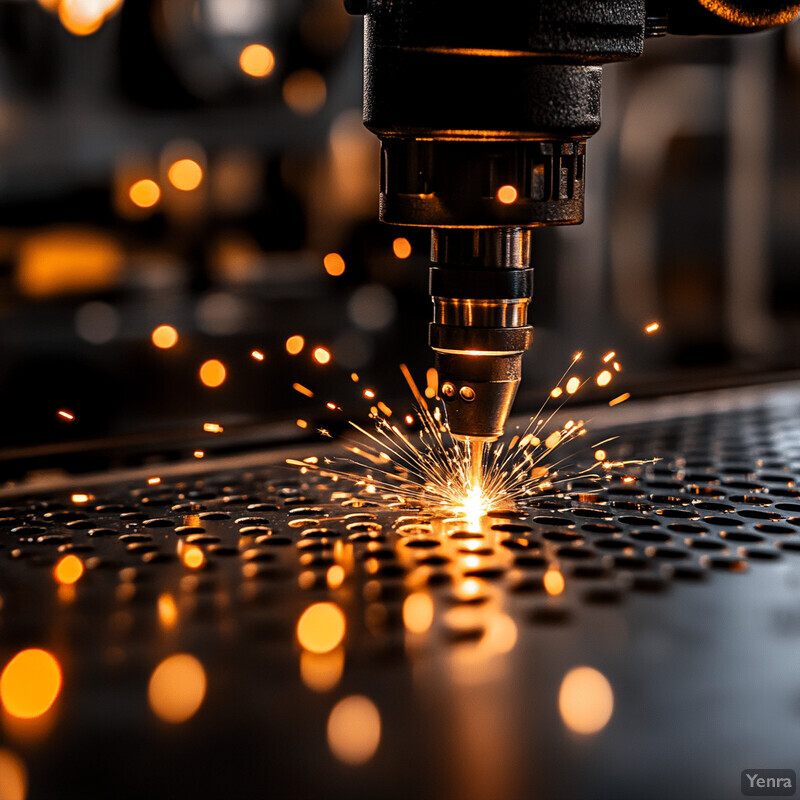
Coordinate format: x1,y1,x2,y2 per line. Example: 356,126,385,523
286,335,305,355
323,253,345,276
609,392,630,407
392,238,412,259
363,389,375,399
297,419,309,429
602,351,615,363
193,450,205,459
251,350,265,361
497,185,518,204
596,370,612,387
645,321,660,334
147,477,161,486
293,383,315,398
313,347,331,365
58,409,75,421
350,373,359,383
71,493,90,504
290,353,652,520
203,422,223,433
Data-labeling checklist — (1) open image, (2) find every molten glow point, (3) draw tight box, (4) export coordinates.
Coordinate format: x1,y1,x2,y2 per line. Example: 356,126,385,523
199,359,226,388
71,493,90,504
596,370,613,387
300,649,344,693
327,696,381,765
613,361,621,372
129,179,160,209
496,184,518,204
558,667,614,734
323,253,345,276
54,555,83,585
326,565,345,590
392,237,412,259
609,392,631,407
573,351,583,362
594,449,607,461
544,568,565,596
194,450,204,459
203,422,223,433
158,594,178,629
350,372,359,382
0,649,62,720
167,159,203,192
645,321,660,334
293,383,315,398
182,547,205,569
147,476,161,486
239,44,275,78
364,389,376,399
151,325,178,349
297,602,346,654
286,335,305,355
326,402,338,410
403,592,434,634
622,476,636,484
148,654,206,724
377,401,392,417
251,350,265,361
296,419,308,429
566,377,581,394
550,387,563,398
57,410,75,421
457,486,487,528
405,414,414,425
603,351,616,363
313,347,331,365
0,749,26,800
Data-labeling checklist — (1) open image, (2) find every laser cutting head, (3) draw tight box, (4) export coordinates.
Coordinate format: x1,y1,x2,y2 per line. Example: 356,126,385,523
345,0,800,439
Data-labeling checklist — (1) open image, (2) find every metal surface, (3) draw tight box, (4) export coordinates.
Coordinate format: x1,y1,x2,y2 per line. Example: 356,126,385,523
2,383,800,798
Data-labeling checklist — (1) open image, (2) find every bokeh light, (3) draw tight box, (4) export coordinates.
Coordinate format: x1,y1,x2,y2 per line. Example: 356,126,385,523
497,184,518,204
402,592,434,634
285,335,305,355
129,179,161,209
558,666,614,735
0,749,26,800
296,602,345,654
0,649,62,720
239,44,275,78
167,159,203,192
151,325,178,349
148,654,206,724
313,347,331,365
323,252,345,276
282,70,327,114
199,359,227,388
392,237,412,259
327,695,381,765
54,555,84,586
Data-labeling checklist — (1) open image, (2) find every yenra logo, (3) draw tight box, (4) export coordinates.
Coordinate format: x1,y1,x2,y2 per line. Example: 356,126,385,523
741,769,796,796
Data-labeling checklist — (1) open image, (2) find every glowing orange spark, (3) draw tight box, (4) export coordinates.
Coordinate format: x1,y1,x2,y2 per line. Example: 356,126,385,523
71,493,90,504
566,377,581,394
57,410,75,421
293,383,315,398
377,402,392,417
251,350,265,361
596,370,612,387
550,387,563,398
609,393,630,407
203,422,223,433
147,476,161,486
602,351,615,363
645,321,660,334
286,335,305,355
193,450,204,459
405,414,414,425
350,373,359,382
594,449,607,461
313,347,331,365
364,389,376,399
297,419,309,429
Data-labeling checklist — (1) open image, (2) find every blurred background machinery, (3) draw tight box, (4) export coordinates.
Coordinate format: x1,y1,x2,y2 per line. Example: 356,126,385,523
0,0,799,475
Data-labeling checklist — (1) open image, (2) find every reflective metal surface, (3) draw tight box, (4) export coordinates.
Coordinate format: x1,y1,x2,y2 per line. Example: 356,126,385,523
2,384,800,799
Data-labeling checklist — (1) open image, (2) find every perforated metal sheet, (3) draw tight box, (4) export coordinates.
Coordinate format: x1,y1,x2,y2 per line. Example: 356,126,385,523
2,384,800,800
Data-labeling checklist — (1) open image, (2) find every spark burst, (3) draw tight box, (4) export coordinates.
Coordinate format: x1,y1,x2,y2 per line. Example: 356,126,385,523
288,353,651,522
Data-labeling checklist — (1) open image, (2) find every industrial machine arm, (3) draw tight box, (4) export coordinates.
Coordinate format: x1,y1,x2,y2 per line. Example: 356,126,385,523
345,0,799,443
